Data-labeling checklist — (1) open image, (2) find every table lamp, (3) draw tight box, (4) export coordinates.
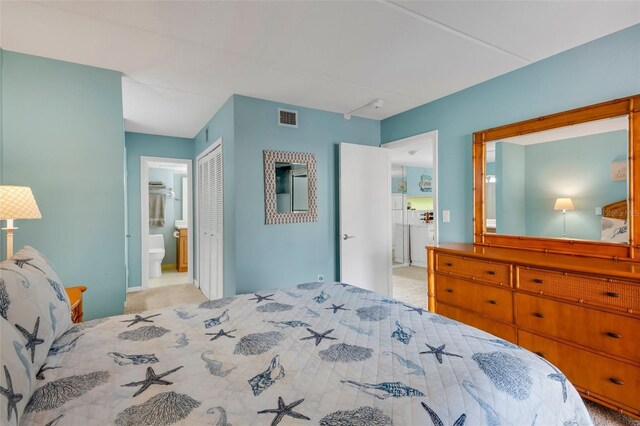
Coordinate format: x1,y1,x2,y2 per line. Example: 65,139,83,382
554,197,574,238
0,186,42,259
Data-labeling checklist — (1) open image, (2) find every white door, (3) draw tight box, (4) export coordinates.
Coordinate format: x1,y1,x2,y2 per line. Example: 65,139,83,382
198,156,211,299
197,141,224,300
339,143,391,295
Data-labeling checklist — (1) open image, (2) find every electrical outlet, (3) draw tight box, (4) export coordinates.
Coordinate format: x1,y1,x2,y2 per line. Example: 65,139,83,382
443,210,451,223
595,207,602,216
317,275,324,282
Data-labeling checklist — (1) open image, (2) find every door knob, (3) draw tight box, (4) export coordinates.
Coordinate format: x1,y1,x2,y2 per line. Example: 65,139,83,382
342,234,355,240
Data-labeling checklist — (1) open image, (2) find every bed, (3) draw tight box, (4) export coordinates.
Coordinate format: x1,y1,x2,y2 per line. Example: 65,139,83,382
2,247,592,425
601,199,629,243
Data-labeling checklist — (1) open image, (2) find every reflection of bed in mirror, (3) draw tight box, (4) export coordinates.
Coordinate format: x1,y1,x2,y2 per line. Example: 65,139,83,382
601,199,629,243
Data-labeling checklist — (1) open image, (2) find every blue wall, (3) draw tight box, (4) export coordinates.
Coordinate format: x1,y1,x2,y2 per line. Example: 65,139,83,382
232,95,380,293
381,24,640,243
495,143,526,235
2,51,125,320
125,132,194,288
193,95,380,296
524,131,628,240
193,96,236,296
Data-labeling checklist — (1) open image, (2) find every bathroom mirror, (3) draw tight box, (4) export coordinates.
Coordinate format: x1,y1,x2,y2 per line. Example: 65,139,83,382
264,150,317,224
473,94,640,259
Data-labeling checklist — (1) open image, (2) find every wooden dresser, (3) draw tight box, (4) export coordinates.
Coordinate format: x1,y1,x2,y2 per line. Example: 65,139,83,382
427,244,640,419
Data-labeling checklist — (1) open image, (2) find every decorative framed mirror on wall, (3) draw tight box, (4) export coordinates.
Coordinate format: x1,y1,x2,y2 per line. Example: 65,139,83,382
473,94,640,260
264,150,318,224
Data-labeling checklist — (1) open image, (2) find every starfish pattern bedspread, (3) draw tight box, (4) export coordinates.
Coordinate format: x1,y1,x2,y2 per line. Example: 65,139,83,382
19,282,592,425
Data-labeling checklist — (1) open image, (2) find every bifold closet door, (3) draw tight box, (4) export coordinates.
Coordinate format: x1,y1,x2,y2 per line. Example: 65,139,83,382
198,156,211,299
198,144,223,301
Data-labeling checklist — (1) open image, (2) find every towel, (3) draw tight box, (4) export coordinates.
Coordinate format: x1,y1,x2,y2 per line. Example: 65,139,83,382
149,193,166,227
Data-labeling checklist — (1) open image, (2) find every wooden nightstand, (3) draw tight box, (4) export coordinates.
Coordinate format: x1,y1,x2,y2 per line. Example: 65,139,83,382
65,286,87,323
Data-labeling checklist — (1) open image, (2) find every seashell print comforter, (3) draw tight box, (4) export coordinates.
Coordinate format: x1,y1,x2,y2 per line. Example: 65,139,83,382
20,282,592,425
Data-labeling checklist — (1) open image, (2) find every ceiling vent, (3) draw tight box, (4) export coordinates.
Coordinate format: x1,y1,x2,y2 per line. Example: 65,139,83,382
278,108,298,128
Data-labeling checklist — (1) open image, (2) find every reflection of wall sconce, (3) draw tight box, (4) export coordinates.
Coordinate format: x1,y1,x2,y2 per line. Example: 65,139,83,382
554,198,574,238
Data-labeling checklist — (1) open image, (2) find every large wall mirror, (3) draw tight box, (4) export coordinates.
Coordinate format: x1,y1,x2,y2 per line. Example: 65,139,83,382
474,95,640,259
264,150,318,224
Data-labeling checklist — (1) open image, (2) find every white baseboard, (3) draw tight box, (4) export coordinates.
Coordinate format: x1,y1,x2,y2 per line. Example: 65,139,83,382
127,285,148,293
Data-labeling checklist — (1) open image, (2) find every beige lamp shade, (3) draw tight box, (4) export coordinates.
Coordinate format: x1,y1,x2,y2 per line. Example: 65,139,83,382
554,197,575,211
0,186,42,219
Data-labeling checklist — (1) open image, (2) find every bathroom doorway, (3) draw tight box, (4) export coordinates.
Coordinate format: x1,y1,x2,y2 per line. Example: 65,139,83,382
140,157,194,289
383,131,438,309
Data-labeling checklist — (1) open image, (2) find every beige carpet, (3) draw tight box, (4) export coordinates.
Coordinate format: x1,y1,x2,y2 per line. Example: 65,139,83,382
392,266,639,426
125,284,207,314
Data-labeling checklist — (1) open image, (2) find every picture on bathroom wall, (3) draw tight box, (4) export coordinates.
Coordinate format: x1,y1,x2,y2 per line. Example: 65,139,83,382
419,174,432,193
397,179,407,192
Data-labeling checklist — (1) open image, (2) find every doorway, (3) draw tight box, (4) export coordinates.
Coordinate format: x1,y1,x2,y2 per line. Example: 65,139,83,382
384,131,438,309
140,157,194,289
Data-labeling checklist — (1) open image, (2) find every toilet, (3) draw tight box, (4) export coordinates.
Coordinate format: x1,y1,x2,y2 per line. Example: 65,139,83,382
148,234,165,278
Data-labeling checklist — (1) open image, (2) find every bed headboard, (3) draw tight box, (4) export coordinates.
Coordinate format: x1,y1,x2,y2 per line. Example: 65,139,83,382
603,199,628,220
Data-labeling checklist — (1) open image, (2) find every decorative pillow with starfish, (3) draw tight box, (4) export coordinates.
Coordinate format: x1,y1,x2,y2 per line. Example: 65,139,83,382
0,247,73,375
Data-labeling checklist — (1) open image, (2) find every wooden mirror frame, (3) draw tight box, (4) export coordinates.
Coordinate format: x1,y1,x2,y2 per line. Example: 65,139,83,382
473,94,640,260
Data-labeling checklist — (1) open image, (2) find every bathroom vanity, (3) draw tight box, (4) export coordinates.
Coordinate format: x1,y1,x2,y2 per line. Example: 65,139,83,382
177,227,188,272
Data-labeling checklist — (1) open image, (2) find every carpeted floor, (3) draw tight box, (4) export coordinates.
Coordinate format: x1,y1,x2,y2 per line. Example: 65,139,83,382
391,266,640,426
392,265,428,309
125,283,207,314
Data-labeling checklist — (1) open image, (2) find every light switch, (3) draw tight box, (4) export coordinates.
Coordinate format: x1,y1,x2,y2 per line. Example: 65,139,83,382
595,207,602,216
443,210,450,223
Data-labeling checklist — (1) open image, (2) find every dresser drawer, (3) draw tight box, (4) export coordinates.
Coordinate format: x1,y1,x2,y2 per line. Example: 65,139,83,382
437,303,516,342
517,267,640,313
518,330,640,413
515,293,640,363
436,254,511,286
436,275,513,323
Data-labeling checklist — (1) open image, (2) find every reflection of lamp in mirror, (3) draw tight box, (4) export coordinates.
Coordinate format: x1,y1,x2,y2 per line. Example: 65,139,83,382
554,197,574,238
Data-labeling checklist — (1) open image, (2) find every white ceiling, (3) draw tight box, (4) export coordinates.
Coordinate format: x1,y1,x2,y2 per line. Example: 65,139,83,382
387,133,435,168
1,1,638,138
486,115,629,162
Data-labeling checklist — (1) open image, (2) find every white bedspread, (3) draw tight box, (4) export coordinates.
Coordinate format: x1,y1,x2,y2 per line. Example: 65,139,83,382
20,282,592,425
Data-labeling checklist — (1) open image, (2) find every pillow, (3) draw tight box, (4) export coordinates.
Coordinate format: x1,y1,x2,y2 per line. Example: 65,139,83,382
0,246,73,372
601,217,629,243
1,316,36,425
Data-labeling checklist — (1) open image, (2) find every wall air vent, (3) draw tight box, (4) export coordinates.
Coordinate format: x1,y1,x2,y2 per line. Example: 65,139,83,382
278,108,298,128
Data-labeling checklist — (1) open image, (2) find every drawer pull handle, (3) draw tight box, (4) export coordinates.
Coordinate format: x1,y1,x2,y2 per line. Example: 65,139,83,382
534,351,546,358
445,262,453,267
533,312,544,318
445,288,454,293
487,300,497,305
605,291,621,298
533,279,544,284
487,271,496,275
606,332,622,339
609,377,624,386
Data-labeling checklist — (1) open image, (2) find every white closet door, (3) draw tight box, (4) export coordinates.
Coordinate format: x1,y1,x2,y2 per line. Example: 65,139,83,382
207,149,218,300
199,157,211,299
213,147,224,299
197,142,224,301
